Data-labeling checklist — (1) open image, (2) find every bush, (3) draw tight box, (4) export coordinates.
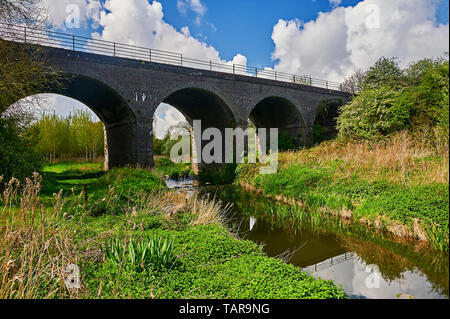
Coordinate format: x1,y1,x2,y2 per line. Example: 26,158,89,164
99,167,164,193
153,158,192,179
198,164,237,185
337,55,449,141
278,131,297,151
337,87,412,140
0,118,45,181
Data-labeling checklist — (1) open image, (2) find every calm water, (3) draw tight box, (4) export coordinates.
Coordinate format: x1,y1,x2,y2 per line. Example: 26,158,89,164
166,179,449,299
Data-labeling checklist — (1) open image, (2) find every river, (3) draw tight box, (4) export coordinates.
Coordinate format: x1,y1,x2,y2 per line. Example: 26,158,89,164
166,178,449,299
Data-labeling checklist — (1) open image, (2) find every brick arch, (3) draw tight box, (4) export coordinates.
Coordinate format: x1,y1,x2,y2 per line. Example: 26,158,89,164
247,95,309,147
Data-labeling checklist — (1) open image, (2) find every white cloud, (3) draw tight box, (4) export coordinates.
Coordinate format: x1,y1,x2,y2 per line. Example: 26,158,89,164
39,0,102,29
177,0,206,16
153,103,188,139
177,0,206,25
330,0,342,8
92,0,245,67
271,0,449,82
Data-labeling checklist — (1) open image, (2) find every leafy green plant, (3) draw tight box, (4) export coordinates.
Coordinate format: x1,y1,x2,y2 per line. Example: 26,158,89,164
102,235,177,271
153,158,192,180
278,131,297,151
0,118,45,181
337,55,449,141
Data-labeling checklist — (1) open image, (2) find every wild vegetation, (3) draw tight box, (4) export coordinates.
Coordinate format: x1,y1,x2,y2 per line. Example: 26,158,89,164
0,164,347,299
237,55,450,251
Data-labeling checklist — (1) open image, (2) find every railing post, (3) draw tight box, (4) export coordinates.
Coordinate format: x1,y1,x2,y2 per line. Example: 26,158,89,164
113,42,116,57
293,75,296,83
72,35,75,51
326,81,328,89
275,71,277,81
149,49,152,62
210,60,212,70
310,77,312,85
233,64,235,74
181,54,183,66
255,68,258,78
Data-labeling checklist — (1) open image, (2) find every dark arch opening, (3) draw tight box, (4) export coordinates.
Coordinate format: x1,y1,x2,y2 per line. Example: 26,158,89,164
249,96,307,149
313,99,344,144
43,74,136,126
6,74,138,168
163,88,234,128
158,88,236,174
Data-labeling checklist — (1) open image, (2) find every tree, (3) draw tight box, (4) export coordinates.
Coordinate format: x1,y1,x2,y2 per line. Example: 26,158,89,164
337,54,449,140
0,0,44,25
406,57,449,129
342,69,365,94
337,87,412,140
0,117,44,180
32,110,105,162
36,112,60,162
362,57,405,90
0,1,58,114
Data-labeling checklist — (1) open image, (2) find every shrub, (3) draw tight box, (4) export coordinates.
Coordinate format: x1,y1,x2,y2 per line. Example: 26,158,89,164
337,55,449,141
278,131,297,151
0,118,45,181
198,164,237,185
153,158,192,180
99,167,164,193
337,87,412,140
102,235,177,271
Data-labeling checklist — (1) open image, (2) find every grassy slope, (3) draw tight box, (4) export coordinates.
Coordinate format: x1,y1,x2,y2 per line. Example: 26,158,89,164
236,131,449,251
0,162,346,299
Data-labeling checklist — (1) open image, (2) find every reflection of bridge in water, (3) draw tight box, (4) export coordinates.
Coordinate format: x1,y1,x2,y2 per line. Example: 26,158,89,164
303,252,356,273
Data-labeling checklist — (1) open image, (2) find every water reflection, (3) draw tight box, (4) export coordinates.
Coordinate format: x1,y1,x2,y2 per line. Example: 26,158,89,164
216,186,449,299
249,216,256,231
165,179,449,299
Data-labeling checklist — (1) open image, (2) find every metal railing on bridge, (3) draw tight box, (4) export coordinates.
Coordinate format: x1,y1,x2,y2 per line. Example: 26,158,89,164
0,22,344,91
303,252,356,273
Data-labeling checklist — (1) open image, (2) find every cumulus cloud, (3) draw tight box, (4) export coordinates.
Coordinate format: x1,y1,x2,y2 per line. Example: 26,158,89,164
153,103,188,139
92,0,245,66
177,0,206,16
271,0,449,82
39,0,102,29
329,0,342,8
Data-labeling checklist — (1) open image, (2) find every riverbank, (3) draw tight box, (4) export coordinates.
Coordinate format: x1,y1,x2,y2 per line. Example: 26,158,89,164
236,131,449,251
0,163,346,299
210,185,449,298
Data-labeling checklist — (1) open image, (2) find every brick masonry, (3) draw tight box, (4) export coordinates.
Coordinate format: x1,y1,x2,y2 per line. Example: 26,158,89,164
34,46,351,169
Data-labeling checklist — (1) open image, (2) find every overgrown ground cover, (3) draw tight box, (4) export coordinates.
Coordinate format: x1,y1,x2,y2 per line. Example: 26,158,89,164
152,158,193,180
0,163,346,299
236,130,449,251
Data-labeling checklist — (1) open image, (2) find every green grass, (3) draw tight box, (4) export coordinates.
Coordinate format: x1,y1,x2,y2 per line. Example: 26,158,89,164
80,221,346,299
153,158,193,180
29,163,347,299
237,162,449,251
43,162,104,174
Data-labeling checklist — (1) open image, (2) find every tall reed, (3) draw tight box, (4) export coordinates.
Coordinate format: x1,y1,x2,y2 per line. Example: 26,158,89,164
0,173,78,298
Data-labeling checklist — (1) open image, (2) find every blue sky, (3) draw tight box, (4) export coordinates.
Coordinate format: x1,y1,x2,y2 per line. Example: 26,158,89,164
54,0,450,69
162,0,366,67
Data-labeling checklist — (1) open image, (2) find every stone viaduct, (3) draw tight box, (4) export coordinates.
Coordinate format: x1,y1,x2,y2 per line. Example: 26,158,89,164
13,44,352,170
